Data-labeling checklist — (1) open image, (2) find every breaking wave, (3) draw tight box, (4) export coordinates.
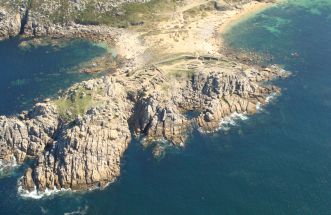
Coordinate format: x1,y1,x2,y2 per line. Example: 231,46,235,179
18,178,71,199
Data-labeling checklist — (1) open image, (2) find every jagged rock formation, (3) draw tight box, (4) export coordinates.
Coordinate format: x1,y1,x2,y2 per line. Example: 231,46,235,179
129,62,288,146
131,95,190,145
0,55,289,194
22,105,131,191
188,66,284,131
20,77,133,192
0,6,23,40
0,103,59,167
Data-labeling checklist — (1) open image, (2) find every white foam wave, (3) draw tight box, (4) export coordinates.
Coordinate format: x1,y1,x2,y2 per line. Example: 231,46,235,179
265,92,277,104
219,112,248,130
199,112,249,133
64,205,89,215
0,156,18,174
18,178,71,199
18,177,117,199
256,93,278,112
256,102,262,111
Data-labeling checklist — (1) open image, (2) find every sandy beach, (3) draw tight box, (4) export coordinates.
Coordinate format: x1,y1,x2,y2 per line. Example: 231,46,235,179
218,1,275,35
120,0,280,67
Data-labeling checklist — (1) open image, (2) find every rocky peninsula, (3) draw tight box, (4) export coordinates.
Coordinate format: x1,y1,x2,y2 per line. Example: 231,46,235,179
0,0,287,196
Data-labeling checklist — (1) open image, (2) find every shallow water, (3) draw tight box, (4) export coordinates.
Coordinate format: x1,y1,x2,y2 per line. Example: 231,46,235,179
1,1,331,214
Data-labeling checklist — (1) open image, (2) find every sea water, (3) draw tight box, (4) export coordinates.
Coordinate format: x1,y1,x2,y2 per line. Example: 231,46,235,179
2,0,331,214
0,38,107,115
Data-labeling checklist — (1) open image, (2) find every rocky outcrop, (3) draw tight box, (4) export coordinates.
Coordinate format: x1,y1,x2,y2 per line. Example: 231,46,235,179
0,6,22,40
22,106,131,191
0,54,289,195
131,95,190,145
185,66,285,131
18,76,133,192
0,103,59,167
130,64,288,147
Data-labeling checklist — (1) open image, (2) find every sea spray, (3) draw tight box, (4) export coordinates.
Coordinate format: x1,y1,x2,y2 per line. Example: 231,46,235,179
198,112,249,134
18,177,71,199
17,176,118,199
198,92,278,134
218,112,249,131
256,92,278,112
265,92,277,104
0,155,18,176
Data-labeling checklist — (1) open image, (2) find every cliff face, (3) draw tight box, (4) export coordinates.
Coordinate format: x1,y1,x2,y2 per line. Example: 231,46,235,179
19,77,133,192
130,63,288,146
0,5,23,40
22,104,131,191
0,103,59,167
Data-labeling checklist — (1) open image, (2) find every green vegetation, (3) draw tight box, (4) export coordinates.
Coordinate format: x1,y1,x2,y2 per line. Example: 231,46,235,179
0,0,25,9
49,0,72,23
1,0,182,27
54,87,94,122
76,0,180,27
168,69,195,80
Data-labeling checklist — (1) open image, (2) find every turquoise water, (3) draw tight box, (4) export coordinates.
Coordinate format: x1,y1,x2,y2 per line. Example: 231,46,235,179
0,38,107,115
2,1,331,214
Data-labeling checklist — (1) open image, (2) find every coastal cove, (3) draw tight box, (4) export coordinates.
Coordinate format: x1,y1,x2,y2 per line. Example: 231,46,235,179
1,0,331,214
0,38,108,115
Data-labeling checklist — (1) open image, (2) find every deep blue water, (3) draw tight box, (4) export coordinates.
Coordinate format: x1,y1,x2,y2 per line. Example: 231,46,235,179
0,38,107,115
2,1,331,214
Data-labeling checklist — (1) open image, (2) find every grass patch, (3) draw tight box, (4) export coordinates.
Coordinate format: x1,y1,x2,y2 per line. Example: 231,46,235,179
54,87,94,122
49,0,72,23
168,69,195,80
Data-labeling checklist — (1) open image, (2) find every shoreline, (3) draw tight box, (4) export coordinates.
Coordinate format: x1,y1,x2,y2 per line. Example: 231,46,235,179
216,0,284,52
219,1,276,35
